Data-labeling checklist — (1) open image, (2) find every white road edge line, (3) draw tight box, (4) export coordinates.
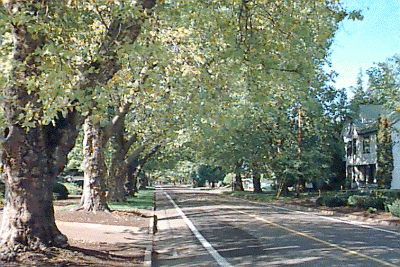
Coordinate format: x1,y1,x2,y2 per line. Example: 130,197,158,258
162,189,232,267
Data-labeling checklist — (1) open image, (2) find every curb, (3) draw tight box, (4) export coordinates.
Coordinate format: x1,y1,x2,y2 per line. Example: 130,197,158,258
143,207,154,267
144,190,157,267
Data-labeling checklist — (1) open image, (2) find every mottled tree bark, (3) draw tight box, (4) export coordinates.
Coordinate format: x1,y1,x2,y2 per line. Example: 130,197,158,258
125,144,160,194
108,143,145,202
0,115,79,255
125,164,140,197
79,118,109,212
106,106,136,203
234,160,244,191
108,159,128,203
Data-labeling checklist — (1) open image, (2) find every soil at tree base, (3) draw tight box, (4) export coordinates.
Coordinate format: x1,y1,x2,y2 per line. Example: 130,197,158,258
0,196,150,267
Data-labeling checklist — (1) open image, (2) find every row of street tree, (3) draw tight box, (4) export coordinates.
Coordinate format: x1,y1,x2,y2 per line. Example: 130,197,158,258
1,0,398,257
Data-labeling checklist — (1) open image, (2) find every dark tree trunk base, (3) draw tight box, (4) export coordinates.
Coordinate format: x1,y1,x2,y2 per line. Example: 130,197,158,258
0,230,68,261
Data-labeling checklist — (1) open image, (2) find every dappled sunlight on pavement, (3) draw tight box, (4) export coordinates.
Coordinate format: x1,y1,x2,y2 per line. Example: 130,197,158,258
153,185,400,267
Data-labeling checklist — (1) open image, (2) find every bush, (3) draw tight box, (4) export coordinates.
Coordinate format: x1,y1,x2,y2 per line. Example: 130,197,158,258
388,199,400,217
62,182,83,195
364,197,386,211
53,183,69,200
347,195,366,208
316,195,347,207
348,195,386,211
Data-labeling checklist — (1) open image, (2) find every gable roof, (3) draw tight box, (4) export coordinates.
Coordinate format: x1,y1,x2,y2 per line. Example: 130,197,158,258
343,105,400,138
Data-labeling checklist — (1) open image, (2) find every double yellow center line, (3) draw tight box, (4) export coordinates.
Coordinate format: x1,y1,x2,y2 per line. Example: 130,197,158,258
233,208,399,267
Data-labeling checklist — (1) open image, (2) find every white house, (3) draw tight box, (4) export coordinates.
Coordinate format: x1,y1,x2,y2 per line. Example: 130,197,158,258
342,105,400,189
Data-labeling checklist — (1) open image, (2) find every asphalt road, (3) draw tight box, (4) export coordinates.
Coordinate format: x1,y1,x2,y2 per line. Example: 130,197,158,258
153,185,400,267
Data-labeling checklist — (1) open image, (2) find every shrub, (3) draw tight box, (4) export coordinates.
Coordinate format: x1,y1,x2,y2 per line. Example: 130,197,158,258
364,197,386,211
348,195,386,211
347,195,366,208
62,182,83,195
316,195,347,207
53,183,69,200
388,199,400,217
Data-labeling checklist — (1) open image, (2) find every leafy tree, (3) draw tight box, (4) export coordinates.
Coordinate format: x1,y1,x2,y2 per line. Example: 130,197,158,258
366,55,400,110
191,164,226,188
377,116,393,189
0,0,156,254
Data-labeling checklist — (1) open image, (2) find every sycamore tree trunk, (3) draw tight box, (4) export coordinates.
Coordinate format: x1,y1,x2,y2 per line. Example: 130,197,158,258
108,156,128,203
79,118,109,212
107,116,137,202
139,171,149,190
125,164,141,196
0,2,80,255
252,170,262,193
125,144,160,194
234,160,244,191
0,115,79,255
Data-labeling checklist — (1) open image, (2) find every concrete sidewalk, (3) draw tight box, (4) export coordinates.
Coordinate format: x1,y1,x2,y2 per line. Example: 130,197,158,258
0,211,155,266
58,220,153,266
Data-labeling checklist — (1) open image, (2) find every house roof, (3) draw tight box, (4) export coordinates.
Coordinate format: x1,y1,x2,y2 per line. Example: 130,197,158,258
343,104,400,138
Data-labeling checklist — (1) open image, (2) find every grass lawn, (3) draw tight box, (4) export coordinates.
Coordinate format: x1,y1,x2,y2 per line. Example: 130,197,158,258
108,188,155,211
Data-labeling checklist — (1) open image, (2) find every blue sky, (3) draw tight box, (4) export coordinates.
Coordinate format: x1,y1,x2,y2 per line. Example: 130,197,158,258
328,0,400,97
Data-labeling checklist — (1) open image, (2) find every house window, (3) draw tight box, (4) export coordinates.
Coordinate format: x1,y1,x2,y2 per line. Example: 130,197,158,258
352,138,357,155
363,137,371,154
347,142,352,156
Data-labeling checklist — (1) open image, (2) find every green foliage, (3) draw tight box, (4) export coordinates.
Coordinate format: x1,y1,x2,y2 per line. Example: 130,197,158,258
0,0,365,202
61,182,83,196
347,195,386,211
388,199,400,217
376,117,394,189
316,194,347,207
191,164,226,187
317,191,395,211
53,183,69,200
366,55,400,110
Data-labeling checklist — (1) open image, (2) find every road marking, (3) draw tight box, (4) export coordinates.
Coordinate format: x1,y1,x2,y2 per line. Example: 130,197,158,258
234,208,398,267
222,194,400,236
271,204,400,236
162,189,232,267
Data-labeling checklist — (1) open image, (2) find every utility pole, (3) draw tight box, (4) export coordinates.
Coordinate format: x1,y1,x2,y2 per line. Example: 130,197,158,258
298,105,302,160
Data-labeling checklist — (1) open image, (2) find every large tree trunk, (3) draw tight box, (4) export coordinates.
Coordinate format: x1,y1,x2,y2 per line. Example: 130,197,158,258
234,160,244,191
139,171,149,190
107,112,137,202
125,164,140,196
108,157,128,203
125,144,160,194
252,170,262,193
0,118,78,255
79,118,109,212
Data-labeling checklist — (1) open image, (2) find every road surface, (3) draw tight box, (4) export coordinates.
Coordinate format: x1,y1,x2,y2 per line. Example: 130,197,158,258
153,185,400,267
